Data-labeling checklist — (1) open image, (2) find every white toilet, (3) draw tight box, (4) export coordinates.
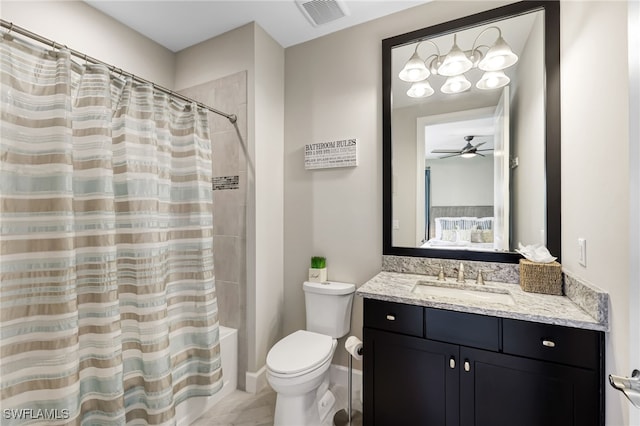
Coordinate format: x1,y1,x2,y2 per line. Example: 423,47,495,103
266,281,355,426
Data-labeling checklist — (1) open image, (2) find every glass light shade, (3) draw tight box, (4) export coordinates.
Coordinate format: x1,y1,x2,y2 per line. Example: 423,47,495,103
441,75,471,94
476,71,510,90
407,80,434,98
399,52,430,82
437,40,473,77
478,36,518,71
461,152,477,158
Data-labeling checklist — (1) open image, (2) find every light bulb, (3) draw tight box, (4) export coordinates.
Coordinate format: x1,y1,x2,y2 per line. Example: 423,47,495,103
441,75,471,94
407,80,434,98
476,71,510,90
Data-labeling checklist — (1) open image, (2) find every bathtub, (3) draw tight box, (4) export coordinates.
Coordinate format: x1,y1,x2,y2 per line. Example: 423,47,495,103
176,326,238,426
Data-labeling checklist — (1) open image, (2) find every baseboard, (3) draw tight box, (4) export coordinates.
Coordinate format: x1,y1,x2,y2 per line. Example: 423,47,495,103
330,364,363,404
245,365,268,394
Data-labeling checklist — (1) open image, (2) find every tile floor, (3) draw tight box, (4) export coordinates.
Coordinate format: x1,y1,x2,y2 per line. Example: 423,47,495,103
191,384,361,426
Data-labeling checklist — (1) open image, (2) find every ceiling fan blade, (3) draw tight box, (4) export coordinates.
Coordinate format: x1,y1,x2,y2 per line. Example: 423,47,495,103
431,149,461,154
476,148,493,152
476,153,486,157
473,141,487,149
438,153,461,159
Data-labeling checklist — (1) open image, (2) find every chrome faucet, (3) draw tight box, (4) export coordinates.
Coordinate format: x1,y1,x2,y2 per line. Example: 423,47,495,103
457,263,465,283
437,264,446,281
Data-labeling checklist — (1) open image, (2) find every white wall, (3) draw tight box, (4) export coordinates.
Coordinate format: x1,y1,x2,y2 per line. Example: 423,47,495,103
629,1,640,425
284,0,511,369
285,5,633,426
253,23,285,373
1,1,175,88
511,11,545,248
427,156,494,206
561,2,630,425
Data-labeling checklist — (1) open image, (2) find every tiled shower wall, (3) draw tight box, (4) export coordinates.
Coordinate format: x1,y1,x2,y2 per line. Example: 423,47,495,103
180,71,248,390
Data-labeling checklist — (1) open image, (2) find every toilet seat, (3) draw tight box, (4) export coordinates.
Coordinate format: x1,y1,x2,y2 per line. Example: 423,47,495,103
267,330,335,377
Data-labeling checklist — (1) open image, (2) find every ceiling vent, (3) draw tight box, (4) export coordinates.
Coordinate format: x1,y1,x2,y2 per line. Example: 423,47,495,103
295,0,350,27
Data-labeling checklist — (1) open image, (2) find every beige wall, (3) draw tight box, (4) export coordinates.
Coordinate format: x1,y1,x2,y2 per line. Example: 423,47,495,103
511,11,545,248
284,1,512,369
1,1,175,88
561,2,630,425
252,23,285,373
285,5,633,426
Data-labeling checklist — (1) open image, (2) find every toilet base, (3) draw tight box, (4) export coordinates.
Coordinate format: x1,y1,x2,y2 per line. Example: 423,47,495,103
273,386,335,426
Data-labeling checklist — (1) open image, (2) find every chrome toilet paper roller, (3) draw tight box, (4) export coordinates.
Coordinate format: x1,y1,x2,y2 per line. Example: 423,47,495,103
334,336,363,426
345,336,363,360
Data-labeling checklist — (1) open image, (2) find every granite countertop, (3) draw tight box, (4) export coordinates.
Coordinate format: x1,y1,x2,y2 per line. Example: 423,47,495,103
357,271,609,332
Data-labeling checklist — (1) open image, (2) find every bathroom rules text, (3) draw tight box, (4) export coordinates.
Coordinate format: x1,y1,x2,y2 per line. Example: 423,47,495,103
304,138,358,170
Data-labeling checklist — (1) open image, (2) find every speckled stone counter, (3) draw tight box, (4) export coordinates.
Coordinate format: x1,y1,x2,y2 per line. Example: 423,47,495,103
357,271,609,332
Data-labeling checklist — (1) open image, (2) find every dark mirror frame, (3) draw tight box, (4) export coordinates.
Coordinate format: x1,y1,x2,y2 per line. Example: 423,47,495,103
382,0,560,264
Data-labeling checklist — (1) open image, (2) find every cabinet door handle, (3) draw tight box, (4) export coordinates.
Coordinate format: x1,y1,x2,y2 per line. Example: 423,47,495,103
449,357,456,369
464,360,471,372
386,314,396,321
542,339,556,348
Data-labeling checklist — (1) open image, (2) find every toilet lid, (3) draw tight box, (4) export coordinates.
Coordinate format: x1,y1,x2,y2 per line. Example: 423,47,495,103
267,330,334,375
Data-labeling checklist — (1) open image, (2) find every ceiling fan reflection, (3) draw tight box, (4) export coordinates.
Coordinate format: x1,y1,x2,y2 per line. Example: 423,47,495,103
431,135,493,159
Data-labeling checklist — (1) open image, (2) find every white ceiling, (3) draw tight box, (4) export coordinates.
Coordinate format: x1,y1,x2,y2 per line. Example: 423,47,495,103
84,0,430,51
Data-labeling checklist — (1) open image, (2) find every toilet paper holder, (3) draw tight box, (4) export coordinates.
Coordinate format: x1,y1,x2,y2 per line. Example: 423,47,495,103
334,336,363,426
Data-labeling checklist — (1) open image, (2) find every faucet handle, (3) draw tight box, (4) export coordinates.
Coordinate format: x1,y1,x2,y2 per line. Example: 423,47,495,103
437,264,446,281
457,263,465,283
476,270,485,285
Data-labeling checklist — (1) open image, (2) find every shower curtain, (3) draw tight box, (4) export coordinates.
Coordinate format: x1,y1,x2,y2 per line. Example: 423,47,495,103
0,34,222,425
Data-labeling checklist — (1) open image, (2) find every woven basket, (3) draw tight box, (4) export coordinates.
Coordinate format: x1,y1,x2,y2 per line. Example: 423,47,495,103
519,259,563,295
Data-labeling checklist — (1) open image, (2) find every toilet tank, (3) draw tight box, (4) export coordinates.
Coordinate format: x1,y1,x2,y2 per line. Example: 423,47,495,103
303,281,355,338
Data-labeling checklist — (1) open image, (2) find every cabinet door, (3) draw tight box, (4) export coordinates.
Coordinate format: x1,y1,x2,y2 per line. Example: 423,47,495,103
364,328,459,426
459,347,600,426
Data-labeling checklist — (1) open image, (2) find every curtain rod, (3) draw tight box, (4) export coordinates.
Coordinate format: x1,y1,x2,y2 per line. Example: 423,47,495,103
0,19,237,124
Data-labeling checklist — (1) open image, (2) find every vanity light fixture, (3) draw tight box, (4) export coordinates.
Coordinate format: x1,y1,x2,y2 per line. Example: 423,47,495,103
407,80,435,98
441,74,472,94
438,34,473,76
476,70,510,90
398,26,518,97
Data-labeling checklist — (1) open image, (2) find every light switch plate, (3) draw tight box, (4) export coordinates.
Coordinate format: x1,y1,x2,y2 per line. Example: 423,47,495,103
578,238,587,267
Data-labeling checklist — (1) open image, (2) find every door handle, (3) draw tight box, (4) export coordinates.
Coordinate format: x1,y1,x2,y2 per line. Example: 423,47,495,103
449,356,456,369
609,369,640,408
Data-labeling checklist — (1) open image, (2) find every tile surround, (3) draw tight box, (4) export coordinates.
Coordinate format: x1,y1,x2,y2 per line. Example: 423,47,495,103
180,71,248,389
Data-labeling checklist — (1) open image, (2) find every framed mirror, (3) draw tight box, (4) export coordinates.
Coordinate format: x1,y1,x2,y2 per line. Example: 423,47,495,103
383,1,560,263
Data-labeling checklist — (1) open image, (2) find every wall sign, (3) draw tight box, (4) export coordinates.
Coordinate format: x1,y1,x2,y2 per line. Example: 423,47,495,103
304,138,358,170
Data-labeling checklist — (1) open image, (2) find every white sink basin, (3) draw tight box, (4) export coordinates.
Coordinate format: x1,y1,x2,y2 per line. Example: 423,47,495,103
412,280,516,306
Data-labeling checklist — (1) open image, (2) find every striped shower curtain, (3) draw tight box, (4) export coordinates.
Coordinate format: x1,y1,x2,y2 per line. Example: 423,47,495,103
0,34,222,425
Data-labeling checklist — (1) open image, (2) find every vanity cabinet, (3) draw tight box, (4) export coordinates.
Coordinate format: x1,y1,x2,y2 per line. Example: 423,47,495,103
363,298,604,426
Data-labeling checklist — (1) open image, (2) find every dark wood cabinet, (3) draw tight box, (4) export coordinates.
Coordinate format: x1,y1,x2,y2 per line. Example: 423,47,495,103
364,328,459,426
362,299,605,426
